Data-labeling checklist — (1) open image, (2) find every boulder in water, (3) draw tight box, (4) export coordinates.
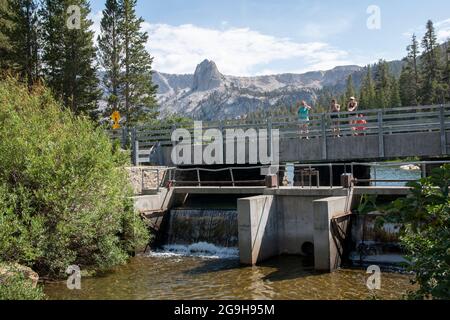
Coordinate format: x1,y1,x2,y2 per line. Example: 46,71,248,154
400,164,420,171
0,263,39,288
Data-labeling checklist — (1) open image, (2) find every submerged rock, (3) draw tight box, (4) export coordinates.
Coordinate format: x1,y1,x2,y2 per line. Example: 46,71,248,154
400,164,420,171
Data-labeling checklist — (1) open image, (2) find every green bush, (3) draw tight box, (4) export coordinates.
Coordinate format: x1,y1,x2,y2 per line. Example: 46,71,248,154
389,164,450,300
0,272,45,300
0,78,149,278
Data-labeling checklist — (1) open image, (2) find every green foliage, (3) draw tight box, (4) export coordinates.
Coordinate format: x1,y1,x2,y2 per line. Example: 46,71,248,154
0,78,149,278
40,0,100,118
388,164,450,300
420,20,444,105
359,65,376,109
0,269,45,300
7,0,40,87
117,0,159,125
374,60,394,109
344,74,355,102
389,77,402,108
399,63,418,106
98,0,122,114
357,195,378,215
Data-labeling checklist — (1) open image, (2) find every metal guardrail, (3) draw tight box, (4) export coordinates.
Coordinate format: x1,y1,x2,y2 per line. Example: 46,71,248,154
108,104,450,165
145,161,450,190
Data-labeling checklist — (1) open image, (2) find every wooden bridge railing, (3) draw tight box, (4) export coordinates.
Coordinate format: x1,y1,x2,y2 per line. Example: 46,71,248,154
107,104,450,165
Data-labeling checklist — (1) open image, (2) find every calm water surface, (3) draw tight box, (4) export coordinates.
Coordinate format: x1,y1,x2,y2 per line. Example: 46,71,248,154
45,254,414,300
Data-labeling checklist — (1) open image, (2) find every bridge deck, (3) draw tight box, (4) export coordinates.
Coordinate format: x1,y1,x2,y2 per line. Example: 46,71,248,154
109,104,450,166
173,186,411,196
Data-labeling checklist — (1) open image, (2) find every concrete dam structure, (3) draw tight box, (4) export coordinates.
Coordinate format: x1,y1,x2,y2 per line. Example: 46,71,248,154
131,165,416,272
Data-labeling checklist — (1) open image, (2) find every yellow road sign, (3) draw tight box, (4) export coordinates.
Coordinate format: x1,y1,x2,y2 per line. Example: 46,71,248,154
111,111,121,129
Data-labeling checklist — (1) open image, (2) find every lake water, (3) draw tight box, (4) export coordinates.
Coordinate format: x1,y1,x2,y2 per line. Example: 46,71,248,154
44,248,414,300
44,164,419,300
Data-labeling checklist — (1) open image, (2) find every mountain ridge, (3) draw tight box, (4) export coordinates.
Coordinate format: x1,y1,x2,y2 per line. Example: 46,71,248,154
152,59,401,120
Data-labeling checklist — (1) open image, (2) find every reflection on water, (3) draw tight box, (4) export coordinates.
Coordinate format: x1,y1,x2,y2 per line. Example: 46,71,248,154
44,254,414,300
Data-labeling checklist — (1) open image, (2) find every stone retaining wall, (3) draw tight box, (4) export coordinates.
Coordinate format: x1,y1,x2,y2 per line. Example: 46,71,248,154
126,166,168,195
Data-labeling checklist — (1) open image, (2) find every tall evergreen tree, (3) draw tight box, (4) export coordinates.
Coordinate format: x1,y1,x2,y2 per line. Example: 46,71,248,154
119,0,158,125
408,34,420,88
405,34,421,104
344,74,355,102
399,63,418,106
8,0,40,87
0,0,14,71
390,77,401,107
445,42,450,102
97,0,122,116
374,60,392,109
359,65,376,109
420,20,442,105
41,0,99,117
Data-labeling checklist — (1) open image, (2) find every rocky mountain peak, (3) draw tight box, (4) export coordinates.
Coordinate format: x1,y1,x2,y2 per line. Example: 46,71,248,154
192,59,224,91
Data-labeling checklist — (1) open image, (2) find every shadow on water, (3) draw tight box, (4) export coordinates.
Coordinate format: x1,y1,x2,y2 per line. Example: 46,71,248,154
183,254,324,283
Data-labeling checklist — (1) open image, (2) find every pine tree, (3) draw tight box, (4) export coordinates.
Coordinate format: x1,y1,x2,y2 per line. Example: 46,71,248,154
118,0,158,125
408,34,420,88
0,0,14,71
399,63,418,106
98,0,122,116
405,34,421,104
374,60,392,109
420,20,442,105
359,65,376,109
344,74,355,102
8,0,40,87
445,42,450,102
40,0,64,97
41,0,100,117
390,77,401,107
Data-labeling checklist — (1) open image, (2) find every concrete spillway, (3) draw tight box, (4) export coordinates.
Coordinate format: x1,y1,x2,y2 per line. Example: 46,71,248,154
166,209,238,248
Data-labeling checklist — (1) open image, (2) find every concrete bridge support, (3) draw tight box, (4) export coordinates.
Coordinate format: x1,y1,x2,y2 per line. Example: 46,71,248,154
237,193,355,272
313,197,352,271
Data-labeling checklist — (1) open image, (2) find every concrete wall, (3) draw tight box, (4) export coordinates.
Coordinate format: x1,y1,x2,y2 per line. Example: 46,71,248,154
313,196,350,272
133,187,174,213
158,131,448,165
277,196,320,255
237,195,278,265
238,193,354,272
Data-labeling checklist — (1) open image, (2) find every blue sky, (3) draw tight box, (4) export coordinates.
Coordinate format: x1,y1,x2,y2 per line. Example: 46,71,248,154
90,0,450,76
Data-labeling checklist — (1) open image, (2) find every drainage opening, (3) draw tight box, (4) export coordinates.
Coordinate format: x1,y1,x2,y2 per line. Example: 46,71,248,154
301,242,314,257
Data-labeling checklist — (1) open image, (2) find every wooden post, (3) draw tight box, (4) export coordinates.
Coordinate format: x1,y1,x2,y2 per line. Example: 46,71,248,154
377,111,385,158
133,140,139,166
131,128,138,166
121,127,127,149
267,118,273,160
196,169,201,187
229,168,235,187
171,124,177,165
439,104,447,155
321,113,327,160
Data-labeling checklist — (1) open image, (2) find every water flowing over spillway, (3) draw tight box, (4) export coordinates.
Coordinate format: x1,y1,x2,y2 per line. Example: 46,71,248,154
153,209,239,258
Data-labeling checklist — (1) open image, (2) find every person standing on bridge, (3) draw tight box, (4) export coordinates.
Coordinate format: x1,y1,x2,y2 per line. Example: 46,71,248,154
347,97,358,135
330,99,341,137
297,101,312,139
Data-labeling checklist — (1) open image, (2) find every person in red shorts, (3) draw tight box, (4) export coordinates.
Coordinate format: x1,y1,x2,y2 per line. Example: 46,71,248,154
353,113,367,136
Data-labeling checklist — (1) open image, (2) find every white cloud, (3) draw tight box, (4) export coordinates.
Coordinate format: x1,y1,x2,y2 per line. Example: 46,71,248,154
435,18,450,42
91,11,357,76
402,18,450,42
143,23,355,75
299,19,353,40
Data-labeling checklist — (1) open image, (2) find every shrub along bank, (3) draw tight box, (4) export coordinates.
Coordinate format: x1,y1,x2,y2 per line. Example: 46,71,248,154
0,78,149,299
